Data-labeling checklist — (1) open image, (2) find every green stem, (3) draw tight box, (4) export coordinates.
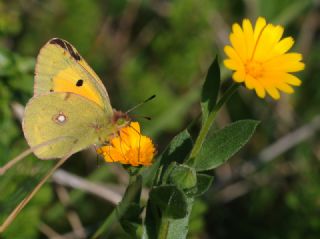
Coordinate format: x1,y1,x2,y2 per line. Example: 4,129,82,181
91,175,142,239
91,207,118,239
187,83,239,165
158,218,170,239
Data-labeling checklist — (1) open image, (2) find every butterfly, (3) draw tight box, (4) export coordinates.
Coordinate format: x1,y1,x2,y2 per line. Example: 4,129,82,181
0,38,130,232
24,38,130,159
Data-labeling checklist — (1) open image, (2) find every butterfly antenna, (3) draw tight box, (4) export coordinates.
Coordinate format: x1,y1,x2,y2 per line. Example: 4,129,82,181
125,94,156,114
130,114,152,121
93,145,101,168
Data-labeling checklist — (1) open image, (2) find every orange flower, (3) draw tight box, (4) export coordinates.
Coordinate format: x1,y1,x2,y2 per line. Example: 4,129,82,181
97,122,155,166
224,17,305,99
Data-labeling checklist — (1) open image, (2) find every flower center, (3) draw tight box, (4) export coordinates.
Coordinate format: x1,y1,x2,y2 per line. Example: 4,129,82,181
244,60,263,79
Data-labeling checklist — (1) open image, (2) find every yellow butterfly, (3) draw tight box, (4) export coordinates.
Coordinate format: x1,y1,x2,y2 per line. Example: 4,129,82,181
24,38,130,159
0,38,130,232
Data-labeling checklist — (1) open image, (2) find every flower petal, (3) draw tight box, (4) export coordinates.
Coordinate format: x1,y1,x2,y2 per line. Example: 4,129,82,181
244,75,256,90
253,17,267,43
254,24,284,61
265,87,280,99
283,73,302,86
224,17,304,100
270,37,294,57
96,122,155,166
224,45,243,65
276,82,294,94
253,79,266,98
242,19,254,57
224,59,241,70
232,71,245,82
231,23,247,60
264,53,305,72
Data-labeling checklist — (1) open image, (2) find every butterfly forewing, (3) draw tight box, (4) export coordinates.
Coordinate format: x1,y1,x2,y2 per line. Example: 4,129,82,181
35,38,113,114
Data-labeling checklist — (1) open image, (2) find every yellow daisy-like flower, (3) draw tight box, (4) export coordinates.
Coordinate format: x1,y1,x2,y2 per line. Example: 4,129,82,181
224,17,305,99
97,122,155,166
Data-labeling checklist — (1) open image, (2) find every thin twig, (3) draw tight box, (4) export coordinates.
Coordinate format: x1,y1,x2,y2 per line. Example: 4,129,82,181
215,162,295,203
39,223,63,239
55,186,86,239
52,169,122,205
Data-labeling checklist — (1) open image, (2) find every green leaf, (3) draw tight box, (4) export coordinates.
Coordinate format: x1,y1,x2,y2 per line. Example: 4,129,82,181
168,164,197,190
186,173,214,197
120,203,143,238
143,185,189,238
119,176,142,237
201,57,220,124
142,129,193,187
194,120,259,171
150,185,188,219
161,162,177,185
161,130,193,165
158,197,194,239
143,199,161,238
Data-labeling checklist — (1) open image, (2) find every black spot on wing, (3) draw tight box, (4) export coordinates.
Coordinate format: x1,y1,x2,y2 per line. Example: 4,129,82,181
49,38,67,50
76,79,83,87
65,42,81,61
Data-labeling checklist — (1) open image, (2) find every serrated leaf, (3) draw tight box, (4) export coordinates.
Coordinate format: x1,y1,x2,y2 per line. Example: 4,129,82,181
194,120,259,171
150,185,188,219
201,57,220,124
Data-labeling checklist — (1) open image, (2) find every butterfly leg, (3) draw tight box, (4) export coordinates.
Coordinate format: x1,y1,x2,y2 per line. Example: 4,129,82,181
127,124,142,164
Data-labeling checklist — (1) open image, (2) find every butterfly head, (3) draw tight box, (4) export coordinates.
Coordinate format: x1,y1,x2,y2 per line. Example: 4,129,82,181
112,110,130,129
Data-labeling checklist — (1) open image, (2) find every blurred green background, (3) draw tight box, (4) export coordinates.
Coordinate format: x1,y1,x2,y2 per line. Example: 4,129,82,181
0,0,319,238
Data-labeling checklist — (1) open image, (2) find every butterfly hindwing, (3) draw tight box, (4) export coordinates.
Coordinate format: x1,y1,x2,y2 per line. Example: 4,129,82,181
34,38,112,113
22,92,114,159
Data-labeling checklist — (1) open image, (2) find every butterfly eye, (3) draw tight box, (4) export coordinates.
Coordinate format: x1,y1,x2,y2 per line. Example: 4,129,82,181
116,118,126,126
76,79,83,87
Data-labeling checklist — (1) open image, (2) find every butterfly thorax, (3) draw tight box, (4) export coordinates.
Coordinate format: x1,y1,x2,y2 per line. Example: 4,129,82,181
112,110,130,127
95,110,130,145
